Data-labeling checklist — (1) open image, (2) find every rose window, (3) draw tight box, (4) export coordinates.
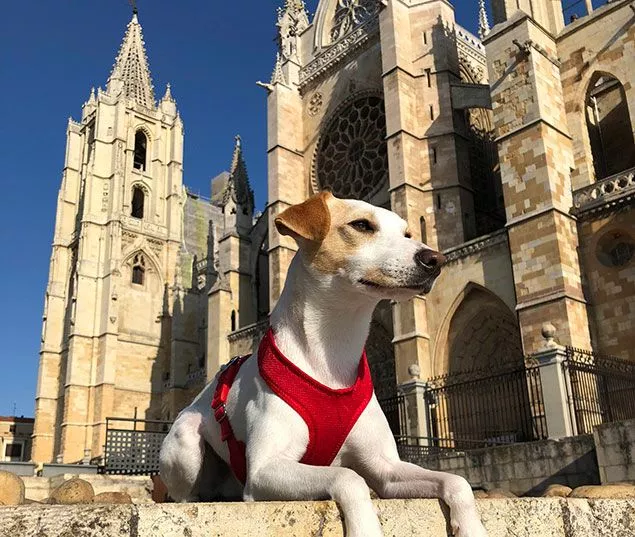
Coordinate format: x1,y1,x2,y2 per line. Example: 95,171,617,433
316,96,388,200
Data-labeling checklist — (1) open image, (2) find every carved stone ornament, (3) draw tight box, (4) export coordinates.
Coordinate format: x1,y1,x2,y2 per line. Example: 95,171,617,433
308,92,324,117
331,0,380,42
300,17,379,88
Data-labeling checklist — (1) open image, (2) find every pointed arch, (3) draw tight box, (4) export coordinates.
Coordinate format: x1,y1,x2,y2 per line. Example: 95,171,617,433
313,0,379,49
133,130,148,171
584,72,635,180
129,182,150,221
433,282,522,376
123,248,162,288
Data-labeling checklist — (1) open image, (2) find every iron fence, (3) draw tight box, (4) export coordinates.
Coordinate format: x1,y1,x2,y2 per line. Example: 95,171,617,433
563,347,635,434
423,364,547,449
103,417,172,475
379,393,407,437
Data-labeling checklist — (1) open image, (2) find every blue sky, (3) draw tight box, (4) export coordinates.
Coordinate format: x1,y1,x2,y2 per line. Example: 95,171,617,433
0,0,595,417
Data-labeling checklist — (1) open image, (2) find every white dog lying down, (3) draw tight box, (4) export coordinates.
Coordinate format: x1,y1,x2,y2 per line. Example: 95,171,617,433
159,192,487,537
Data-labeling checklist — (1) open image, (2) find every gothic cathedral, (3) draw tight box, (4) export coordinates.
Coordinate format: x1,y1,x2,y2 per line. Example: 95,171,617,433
34,0,635,463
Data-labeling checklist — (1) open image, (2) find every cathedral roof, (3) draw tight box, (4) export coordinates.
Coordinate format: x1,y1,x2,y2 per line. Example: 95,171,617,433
106,13,155,108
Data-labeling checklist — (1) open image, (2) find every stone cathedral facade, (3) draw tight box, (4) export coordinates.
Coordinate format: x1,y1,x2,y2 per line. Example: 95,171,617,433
33,0,634,463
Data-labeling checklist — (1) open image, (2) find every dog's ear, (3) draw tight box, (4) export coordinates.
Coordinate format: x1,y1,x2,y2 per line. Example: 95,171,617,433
275,191,332,243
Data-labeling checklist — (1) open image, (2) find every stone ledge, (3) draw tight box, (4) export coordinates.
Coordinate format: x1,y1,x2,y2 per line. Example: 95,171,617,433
1,498,634,536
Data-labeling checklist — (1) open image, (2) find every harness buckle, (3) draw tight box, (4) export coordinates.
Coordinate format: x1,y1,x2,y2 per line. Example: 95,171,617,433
214,404,227,423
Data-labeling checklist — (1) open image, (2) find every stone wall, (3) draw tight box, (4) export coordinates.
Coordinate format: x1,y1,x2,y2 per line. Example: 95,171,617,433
594,418,635,484
576,209,635,360
410,435,599,496
1,499,634,536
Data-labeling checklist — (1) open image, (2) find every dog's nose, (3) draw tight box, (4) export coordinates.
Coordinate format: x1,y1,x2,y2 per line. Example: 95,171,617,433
414,249,447,271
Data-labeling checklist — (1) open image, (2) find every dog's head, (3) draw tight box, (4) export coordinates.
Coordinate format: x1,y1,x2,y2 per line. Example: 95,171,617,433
275,192,446,301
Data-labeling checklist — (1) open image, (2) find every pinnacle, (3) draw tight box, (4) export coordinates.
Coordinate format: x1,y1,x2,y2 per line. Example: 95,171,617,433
270,53,287,86
478,0,490,39
223,136,254,211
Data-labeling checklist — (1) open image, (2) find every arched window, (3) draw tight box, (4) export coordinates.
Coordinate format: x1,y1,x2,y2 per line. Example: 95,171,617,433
420,216,427,245
132,253,146,285
133,131,147,171
586,75,635,179
131,186,145,219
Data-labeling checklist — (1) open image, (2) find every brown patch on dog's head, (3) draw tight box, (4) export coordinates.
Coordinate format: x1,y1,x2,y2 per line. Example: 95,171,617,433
275,192,391,275
275,191,332,243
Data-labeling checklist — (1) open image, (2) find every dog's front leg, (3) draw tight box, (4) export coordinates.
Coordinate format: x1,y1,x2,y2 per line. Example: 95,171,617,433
245,460,383,537
367,459,487,537
348,402,487,537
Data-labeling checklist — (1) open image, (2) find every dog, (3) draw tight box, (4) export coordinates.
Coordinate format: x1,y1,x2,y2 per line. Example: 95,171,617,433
159,192,487,537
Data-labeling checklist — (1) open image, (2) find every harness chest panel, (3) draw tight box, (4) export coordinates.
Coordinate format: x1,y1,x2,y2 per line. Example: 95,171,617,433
212,328,374,483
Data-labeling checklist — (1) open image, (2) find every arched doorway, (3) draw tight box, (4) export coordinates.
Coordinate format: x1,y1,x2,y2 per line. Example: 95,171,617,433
429,286,539,446
447,287,524,373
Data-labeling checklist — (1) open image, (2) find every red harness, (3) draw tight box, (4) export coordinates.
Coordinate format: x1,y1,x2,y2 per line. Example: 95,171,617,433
212,328,374,483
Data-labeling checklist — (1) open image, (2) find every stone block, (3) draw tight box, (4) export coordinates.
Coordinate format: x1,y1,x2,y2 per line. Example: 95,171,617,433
0,499,634,536
542,484,572,497
50,478,95,505
570,484,635,499
93,492,132,504
0,472,25,506
604,466,629,484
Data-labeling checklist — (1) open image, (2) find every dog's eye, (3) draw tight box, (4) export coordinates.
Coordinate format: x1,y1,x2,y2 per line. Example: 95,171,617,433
349,219,375,233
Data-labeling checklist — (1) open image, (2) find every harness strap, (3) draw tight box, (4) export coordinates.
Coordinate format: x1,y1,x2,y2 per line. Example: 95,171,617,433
212,355,249,484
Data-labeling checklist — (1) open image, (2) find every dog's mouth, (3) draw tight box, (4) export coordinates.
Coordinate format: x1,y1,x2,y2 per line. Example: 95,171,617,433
358,269,441,294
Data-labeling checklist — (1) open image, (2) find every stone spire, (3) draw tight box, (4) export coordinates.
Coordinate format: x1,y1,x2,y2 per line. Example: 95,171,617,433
106,13,155,108
478,0,490,39
223,136,255,213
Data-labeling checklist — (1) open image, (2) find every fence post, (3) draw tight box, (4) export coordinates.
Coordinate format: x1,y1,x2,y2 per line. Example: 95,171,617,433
533,323,575,439
398,365,430,443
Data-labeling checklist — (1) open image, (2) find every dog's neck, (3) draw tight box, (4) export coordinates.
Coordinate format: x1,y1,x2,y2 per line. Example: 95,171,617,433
269,255,378,389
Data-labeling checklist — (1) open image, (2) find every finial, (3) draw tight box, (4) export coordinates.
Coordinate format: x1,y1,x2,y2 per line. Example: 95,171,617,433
541,322,559,349
235,134,242,148
162,82,174,102
478,0,490,40
129,0,138,15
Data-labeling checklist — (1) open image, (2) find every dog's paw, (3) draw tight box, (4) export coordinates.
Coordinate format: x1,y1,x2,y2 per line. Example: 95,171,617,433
451,519,488,537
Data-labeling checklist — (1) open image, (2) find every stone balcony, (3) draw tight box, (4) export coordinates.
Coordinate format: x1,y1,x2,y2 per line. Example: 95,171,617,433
572,167,635,218
1,499,634,536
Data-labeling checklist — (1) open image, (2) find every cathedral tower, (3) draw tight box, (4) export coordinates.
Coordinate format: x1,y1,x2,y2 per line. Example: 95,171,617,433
33,13,185,463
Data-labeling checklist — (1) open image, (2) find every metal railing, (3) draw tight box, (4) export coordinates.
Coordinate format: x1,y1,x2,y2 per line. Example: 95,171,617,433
423,364,547,448
103,417,172,476
563,347,635,435
379,393,407,437
378,362,548,458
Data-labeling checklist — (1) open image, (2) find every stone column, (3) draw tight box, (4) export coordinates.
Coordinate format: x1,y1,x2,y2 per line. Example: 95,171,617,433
206,283,233,382
266,69,305,308
484,16,592,355
396,364,433,445
532,324,575,439
399,379,431,443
